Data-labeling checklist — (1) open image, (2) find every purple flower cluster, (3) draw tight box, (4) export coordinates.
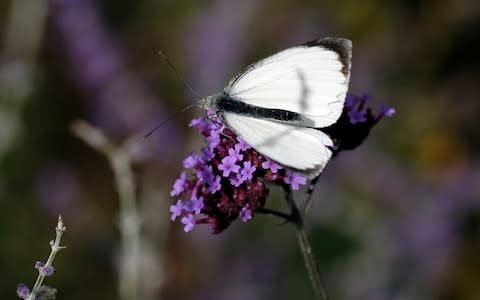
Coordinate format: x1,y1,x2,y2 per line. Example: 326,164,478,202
170,111,308,233
324,93,395,155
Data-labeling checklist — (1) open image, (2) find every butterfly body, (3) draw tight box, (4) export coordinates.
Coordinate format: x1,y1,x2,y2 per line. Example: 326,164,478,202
199,37,352,177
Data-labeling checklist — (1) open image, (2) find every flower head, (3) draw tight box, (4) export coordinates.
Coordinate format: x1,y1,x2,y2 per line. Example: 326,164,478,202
169,118,306,233
323,93,395,155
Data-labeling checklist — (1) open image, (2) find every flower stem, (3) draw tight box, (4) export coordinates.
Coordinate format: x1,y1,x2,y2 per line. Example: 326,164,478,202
284,187,328,300
28,216,66,300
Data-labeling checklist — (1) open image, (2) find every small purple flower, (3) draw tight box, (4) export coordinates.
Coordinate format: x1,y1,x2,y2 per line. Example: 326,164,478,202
16,283,30,299
206,130,220,149
208,175,221,194
170,172,187,196
170,200,184,221
35,261,44,270
240,207,252,222
183,154,201,169
181,214,196,232
187,196,204,214
201,147,215,161
235,138,251,152
35,261,55,276
284,171,307,190
228,148,243,162
197,165,214,183
378,104,396,117
230,173,245,187
218,156,240,177
42,266,55,276
189,118,210,133
348,109,367,124
240,161,256,181
261,159,282,173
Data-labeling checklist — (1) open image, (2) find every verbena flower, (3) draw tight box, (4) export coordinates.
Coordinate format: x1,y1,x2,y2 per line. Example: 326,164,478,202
170,112,308,233
170,94,394,233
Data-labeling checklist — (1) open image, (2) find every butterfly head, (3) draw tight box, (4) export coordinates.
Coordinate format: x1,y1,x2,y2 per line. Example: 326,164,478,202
198,92,222,111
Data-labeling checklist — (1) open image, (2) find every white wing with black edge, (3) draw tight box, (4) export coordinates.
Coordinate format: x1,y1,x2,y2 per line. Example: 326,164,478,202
225,37,351,128
222,112,333,177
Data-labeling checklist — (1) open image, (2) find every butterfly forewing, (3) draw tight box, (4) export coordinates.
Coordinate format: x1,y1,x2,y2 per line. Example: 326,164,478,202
225,38,351,128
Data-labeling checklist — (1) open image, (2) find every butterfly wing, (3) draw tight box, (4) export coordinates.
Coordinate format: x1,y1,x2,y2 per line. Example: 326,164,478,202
222,112,333,177
225,37,351,128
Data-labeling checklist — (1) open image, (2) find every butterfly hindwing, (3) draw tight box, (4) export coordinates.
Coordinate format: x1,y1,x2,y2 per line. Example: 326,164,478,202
225,37,351,128
222,112,333,177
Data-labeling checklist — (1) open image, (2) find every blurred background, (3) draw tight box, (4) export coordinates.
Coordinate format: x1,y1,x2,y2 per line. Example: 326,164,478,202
1,0,479,299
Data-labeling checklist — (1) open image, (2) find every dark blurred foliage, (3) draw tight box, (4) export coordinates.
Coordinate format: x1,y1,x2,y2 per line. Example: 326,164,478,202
1,0,480,299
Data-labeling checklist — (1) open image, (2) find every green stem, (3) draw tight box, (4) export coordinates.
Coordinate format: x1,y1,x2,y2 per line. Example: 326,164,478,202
284,187,328,300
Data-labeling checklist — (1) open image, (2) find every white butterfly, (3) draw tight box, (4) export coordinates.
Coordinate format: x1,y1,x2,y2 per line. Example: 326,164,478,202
199,37,352,178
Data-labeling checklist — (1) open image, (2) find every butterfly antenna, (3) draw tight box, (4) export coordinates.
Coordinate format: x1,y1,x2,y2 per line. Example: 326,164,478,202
143,102,196,138
158,50,202,100
144,50,202,138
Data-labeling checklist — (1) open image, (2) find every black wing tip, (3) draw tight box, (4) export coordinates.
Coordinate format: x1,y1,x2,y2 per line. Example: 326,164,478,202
302,37,352,76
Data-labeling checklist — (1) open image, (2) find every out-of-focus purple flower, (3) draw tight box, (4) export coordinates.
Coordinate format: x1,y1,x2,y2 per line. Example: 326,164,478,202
348,109,367,124
241,161,256,181
50,0,182,160
284,171,307,190
218,156,241,177
170,172,187,196
16,283,30,299
240,207,253,222
378,104,396,117
170,200,184,221
262,159,282,173
181,214,196,232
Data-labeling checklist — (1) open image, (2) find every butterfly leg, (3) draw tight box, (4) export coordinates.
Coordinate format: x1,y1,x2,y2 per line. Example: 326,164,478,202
302,174,322,213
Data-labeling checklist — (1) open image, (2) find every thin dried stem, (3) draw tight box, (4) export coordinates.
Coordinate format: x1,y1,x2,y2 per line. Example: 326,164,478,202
71,120,140,300
27,216,66,300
